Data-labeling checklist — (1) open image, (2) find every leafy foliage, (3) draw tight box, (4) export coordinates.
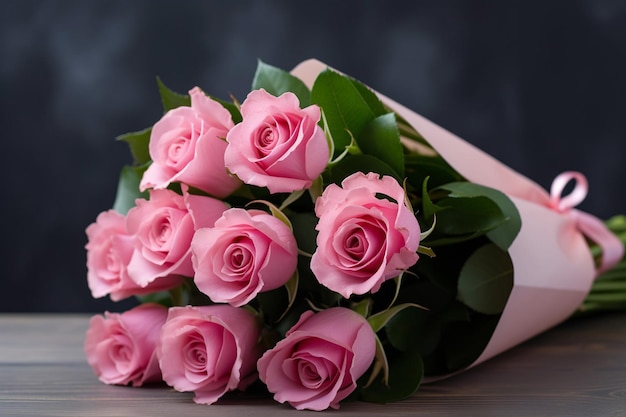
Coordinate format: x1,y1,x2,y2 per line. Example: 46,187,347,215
104,60,525,406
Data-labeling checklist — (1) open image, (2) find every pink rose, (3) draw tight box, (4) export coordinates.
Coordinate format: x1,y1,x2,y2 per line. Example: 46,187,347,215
310,172,421,297
140,87,241,198
85,210,182,301
126,188,228,287
84,303,168,387
157,305,261,405
191,208,298,307
224,88,329,194
257,307,376,411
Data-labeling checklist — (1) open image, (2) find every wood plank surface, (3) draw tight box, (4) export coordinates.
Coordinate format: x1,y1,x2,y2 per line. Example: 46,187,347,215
1,313,625,416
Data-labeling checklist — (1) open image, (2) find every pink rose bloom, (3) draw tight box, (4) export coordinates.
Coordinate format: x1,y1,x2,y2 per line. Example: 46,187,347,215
310,172,421,297
224,88,329,194
157,305,261,405
140,87,241,198
85,210,182,301
84,303,168,387
126,188,228,287
257,307,376,411
191,208,298,307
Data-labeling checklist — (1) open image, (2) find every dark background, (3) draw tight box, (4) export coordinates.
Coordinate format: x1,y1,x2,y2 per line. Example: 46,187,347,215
2,0,625,312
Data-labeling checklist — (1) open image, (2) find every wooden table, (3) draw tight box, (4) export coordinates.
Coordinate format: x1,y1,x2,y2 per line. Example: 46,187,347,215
1,313,625,417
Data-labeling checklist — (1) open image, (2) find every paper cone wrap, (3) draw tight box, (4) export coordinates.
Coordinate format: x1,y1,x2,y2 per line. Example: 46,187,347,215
291,59,620,375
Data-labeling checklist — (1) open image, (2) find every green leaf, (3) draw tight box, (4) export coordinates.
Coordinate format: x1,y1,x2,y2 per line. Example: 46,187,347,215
311,69,381,157
157,77,191,112
442,314,500,371
395,112,430,148
351,298,373,318
159,77,241,123
289,212,319,255
439,182,520,250
247,200,293,230
457,243,514,314
357,113,404,178
404,153,461,191
350,77,387,115
385,307,441,355
326,154,402,185
421,176,438,222
135,290,175,308
279,189,306,211
360,349,424,404
116,127,152,165
367,303,425,333
256,286,289,325
112,165,149,215
252,60,311,106
435,195,504,236
210,95,242,124
276,270,299,322
364,334,389,389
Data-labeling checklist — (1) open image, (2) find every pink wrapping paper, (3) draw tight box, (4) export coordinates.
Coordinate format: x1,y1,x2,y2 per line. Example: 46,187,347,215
290,59,600,374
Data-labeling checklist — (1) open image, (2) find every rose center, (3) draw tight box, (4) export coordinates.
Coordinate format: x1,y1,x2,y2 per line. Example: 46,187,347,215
221,237,255,281
255,125,278,157
185,340,207,372
345,230,367,260
158,222,171,243
105,248,121,275
333,216,387,271
167,137,190,166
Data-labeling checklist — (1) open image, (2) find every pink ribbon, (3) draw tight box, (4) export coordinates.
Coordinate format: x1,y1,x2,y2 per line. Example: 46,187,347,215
548,171,624,275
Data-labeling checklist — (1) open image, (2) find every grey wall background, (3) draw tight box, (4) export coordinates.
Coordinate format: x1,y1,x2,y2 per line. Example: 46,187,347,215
2,0,625,312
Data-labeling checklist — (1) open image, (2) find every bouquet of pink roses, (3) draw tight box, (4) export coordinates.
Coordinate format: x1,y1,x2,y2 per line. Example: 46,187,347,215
84,59,625,411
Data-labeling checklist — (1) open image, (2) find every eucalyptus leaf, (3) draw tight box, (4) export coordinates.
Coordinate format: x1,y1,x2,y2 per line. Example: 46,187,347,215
357,113,404,178
157,77,190,111
112,165,149,215
116,127,152,165
360,349,423,404
252,60,311,106
457,243,513,314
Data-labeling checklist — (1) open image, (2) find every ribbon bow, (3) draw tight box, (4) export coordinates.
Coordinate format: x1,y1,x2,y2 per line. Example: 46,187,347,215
548,171,624,275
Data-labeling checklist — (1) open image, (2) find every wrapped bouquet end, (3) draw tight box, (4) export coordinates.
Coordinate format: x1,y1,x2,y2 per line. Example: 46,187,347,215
83,58,625,410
